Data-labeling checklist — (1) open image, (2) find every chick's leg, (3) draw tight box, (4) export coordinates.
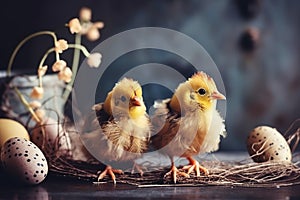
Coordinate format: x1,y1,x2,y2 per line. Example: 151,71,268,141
97,165,124,184
131,162,144,176
182,157,209,176
164,157,189,183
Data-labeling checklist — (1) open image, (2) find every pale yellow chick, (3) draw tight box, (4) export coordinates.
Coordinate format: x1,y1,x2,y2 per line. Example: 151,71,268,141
82,77,150,184
150,71,226,183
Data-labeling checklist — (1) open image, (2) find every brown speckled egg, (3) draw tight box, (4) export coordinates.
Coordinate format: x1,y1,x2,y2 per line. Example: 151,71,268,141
247,126,292,163
0,137,48,185
31,118,72,157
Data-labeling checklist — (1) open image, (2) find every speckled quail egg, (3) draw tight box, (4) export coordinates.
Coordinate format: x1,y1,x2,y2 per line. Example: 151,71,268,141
247,126,292,163
0,118,30,148
31,117,72,157
0,137,48,185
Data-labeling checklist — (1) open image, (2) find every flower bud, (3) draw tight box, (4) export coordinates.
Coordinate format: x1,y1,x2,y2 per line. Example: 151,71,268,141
79,7,92,22
30,86,44,99
86,27,100,41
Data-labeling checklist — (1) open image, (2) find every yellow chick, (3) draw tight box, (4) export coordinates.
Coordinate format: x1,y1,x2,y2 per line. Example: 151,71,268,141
150,71,226,183
82,77,150,184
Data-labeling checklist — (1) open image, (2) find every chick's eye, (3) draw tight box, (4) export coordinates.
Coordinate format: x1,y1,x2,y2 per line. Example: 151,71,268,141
120,96,126,102
198,88,206,95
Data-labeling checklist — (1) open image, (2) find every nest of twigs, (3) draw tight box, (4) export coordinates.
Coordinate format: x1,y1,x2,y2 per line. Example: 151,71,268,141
47,155,300,188
43,118,300,188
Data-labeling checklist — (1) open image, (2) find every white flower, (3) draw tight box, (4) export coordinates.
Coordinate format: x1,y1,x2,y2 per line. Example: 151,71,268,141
87,53,102,68
58,67,72,83
55,39,68,53
52,60,67,72
80,21,104,41
68,18,82,34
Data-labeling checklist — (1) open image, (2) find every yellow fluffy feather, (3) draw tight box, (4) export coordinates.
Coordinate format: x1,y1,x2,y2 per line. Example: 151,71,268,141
151,71,226,183
82,77,150,184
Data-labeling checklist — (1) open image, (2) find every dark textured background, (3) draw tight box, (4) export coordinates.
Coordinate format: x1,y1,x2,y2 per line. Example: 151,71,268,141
0,0,299,151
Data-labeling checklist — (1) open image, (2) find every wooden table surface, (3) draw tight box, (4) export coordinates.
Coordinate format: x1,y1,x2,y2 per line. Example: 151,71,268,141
1,152,300,199
1,178,300,200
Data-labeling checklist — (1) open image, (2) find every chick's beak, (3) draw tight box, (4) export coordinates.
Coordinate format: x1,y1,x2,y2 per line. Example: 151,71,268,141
130,96,142,106
210,91,226,100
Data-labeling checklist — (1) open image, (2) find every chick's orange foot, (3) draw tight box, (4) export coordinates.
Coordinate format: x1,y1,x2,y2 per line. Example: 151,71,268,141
97,165,124,184
164,163,190,184
182,157,209,176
